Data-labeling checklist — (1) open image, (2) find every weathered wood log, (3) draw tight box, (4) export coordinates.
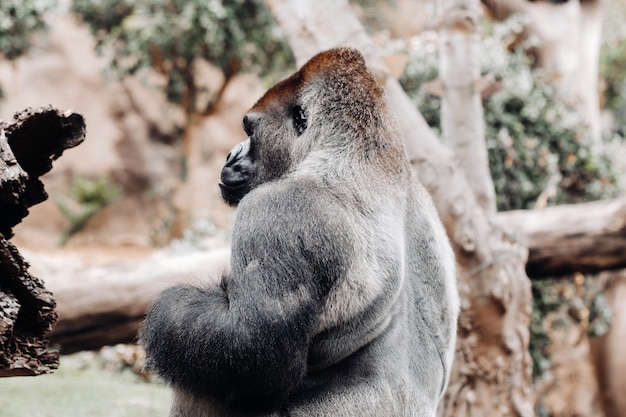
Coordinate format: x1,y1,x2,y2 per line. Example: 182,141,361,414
24,195,624,353
0,106,85,376
1,107,85,238
498,197,626,278
0,239,60,377
36,248,230,354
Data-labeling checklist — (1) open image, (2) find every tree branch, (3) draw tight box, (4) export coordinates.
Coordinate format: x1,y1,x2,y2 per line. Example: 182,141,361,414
480,0,528,20
438,0,497,216
40,248,230,353
498,197,626,278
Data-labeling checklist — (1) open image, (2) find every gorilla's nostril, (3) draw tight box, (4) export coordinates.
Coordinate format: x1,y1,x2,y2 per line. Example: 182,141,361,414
225,141,245,166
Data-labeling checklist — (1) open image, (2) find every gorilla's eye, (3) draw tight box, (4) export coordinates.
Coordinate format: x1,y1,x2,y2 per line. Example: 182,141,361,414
292,105,307,136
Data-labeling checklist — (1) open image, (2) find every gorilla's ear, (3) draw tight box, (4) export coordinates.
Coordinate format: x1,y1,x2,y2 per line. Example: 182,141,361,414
292,105,307,136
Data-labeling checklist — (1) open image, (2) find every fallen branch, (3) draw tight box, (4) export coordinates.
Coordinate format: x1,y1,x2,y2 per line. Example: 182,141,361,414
35,248,230,353
498,197,626,278
24,196,625,354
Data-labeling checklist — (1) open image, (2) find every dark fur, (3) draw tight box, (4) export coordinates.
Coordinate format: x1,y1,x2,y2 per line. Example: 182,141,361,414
141,48,459,417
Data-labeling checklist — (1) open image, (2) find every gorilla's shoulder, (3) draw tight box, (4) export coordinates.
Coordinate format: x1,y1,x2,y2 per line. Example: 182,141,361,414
238,178,344,220
234,178,353,248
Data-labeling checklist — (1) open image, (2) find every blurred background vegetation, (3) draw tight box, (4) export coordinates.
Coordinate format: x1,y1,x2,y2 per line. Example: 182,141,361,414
391,16,621,211
71,0,293,116
1,1,623,214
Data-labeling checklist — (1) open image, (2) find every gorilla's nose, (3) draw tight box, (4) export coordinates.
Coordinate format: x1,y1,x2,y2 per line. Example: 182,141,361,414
224,139,251,167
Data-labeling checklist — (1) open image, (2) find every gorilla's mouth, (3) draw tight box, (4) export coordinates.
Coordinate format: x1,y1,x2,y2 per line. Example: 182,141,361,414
219,181,249,206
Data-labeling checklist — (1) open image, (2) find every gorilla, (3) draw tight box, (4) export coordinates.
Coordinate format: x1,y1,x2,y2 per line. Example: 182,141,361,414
141,47,459,417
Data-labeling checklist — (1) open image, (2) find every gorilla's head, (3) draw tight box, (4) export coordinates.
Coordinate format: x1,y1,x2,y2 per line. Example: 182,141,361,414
219,73,308,205
219,47,399,206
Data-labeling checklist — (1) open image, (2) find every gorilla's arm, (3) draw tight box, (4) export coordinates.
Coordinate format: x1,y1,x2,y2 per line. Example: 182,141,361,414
141,184,349,406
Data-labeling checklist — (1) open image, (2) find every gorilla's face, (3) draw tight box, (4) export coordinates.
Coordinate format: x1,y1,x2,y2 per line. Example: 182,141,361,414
219,76,308,206
219,138,253,205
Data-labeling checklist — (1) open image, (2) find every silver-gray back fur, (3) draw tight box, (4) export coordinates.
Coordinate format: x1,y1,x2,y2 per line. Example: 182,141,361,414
141,48,459,417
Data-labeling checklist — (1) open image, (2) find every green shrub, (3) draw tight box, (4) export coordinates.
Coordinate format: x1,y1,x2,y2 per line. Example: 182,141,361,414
530,276,611,381
389,16,620,211
55,176,120,245
71,0,294,112
600,39,626,134
600,0,626,134
0,0,53,60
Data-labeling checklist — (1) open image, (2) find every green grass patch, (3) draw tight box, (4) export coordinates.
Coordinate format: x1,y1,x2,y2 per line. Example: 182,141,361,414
0,355,171,417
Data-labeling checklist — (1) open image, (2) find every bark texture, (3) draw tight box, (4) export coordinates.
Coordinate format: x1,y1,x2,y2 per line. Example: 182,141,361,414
264,1,534,416
589,270,626,417
499,197,626,278
438,0,496,216
0,106,85,376
38,248,229,353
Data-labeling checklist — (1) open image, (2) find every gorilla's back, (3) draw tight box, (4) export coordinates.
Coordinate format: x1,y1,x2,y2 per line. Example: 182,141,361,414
141,48,458,417
284,177,457,417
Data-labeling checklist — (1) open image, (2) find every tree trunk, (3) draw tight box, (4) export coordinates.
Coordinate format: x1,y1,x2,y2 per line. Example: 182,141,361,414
438,0,496,216
481,0,609,143
0,106,85,376
264,1,534,416
589,270,626,417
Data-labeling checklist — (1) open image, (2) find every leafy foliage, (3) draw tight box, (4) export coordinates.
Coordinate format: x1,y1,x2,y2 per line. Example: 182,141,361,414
600,0,626,134
600,39,626,135
530,275,611,380
529,280,562,378
0,0,53,60
389,16,620,211
71,0,294,113
55,176,120,245
531,274,611,416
